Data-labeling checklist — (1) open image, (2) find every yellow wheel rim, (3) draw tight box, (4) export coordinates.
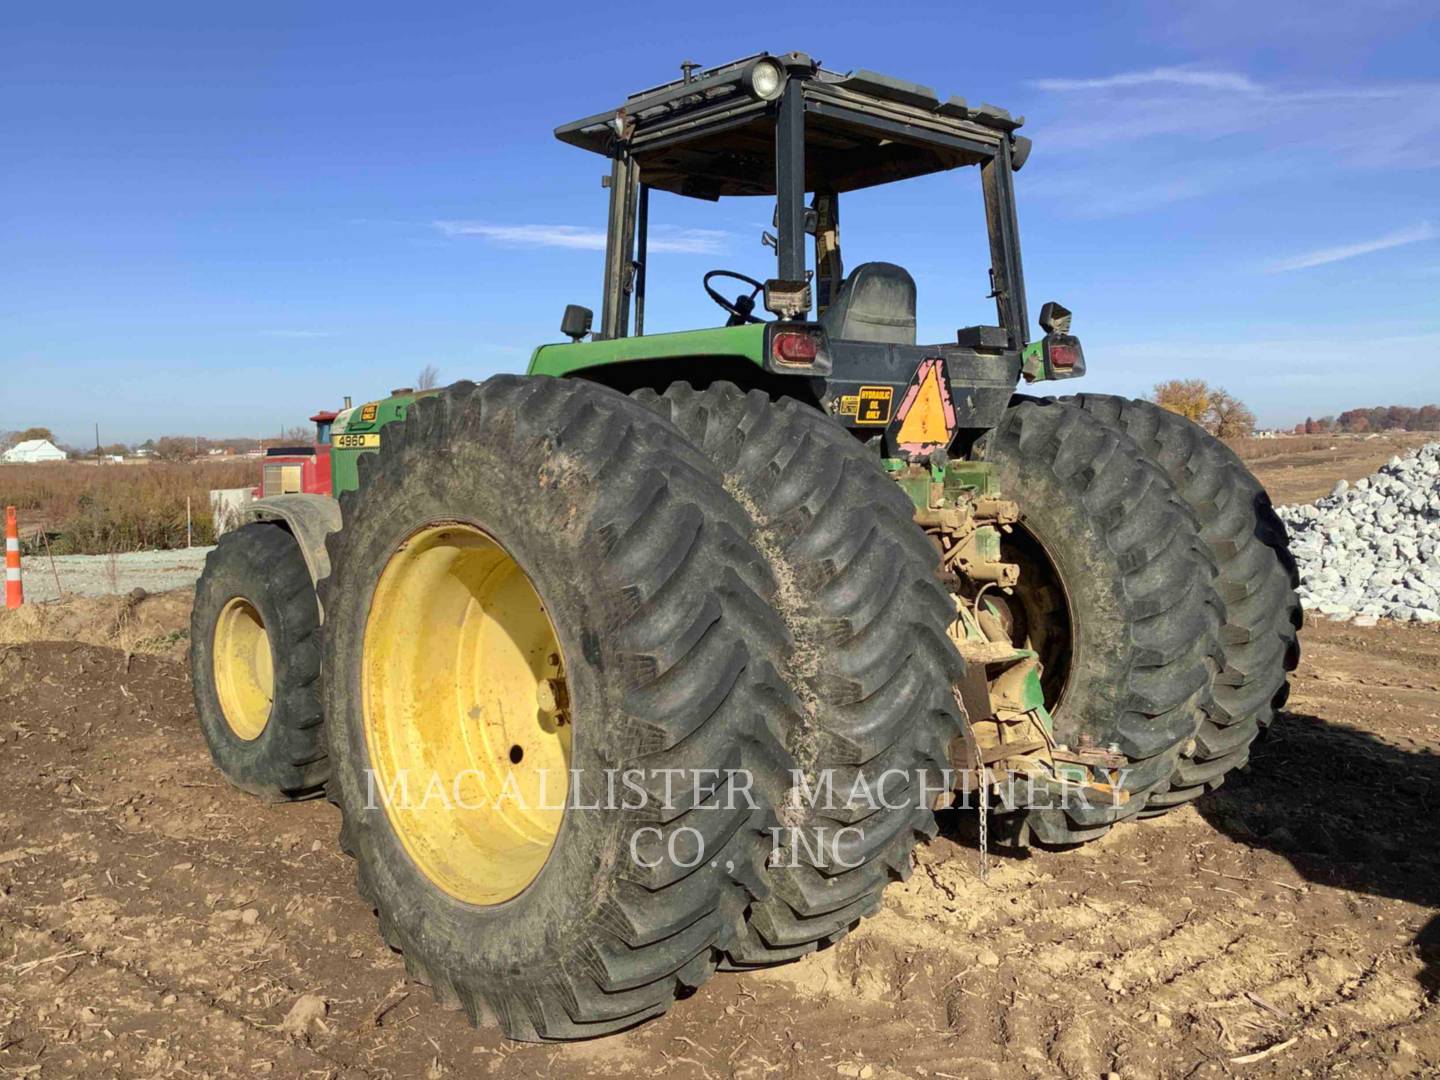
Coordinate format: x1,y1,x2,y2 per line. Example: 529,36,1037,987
363,523,571,906
213,597,274,741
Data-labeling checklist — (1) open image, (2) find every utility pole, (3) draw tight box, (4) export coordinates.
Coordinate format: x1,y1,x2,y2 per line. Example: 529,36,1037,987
94,422,100,460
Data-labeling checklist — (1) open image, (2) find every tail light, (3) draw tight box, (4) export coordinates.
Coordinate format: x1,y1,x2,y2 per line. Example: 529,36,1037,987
1021,333,1087,383
1022,301,1087,382
1046,339,1081,369
1040,334,1085,380
770,329,822,367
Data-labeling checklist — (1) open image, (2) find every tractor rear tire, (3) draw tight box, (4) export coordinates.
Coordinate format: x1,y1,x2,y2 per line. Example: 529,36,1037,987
978,398,1223,845
634,382,964,966
190,522,325,800
1060,394,1301,809
319,376,795,1040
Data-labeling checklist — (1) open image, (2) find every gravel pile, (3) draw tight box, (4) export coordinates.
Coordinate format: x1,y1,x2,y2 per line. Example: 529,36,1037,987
1277,442,1440,625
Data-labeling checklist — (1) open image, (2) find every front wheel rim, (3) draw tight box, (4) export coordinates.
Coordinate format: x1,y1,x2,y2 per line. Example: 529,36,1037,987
213,597,275,741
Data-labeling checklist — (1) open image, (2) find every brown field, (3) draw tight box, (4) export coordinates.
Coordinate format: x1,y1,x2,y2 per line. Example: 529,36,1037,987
1227,431,1433,505
0,460,256,554
0,438,1437,1078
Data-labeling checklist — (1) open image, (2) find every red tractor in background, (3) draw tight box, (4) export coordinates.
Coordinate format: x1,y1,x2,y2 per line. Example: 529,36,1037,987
251,409,338,499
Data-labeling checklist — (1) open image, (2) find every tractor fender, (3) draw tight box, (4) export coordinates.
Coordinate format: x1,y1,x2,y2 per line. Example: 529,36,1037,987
240,493,342,601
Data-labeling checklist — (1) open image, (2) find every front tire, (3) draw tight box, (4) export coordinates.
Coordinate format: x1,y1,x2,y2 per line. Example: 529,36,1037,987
320,377,795,1040
190,522,325,799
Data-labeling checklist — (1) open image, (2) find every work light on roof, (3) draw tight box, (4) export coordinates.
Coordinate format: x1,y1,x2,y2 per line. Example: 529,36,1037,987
744,58,785,101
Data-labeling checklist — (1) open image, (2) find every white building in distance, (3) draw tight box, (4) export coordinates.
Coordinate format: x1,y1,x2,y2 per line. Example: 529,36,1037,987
2,439,68,463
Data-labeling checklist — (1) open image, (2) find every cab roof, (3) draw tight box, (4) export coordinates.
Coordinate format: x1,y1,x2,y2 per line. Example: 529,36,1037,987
554,51,1026,200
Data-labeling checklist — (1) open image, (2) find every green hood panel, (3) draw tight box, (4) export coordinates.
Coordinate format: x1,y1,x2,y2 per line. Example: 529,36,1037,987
329,393,417,496
528,324,766,377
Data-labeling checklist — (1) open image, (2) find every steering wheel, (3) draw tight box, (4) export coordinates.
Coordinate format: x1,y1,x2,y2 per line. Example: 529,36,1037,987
704,270,767,325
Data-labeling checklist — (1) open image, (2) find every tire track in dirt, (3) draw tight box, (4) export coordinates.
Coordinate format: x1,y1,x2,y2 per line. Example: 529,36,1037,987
1,907,360,1077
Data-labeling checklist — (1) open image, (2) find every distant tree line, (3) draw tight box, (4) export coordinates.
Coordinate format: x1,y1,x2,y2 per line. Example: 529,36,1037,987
1295,405,1440,435
2,425,320,461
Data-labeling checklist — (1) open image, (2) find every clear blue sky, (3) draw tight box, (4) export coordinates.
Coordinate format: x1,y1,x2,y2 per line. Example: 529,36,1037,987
4,1,1438,445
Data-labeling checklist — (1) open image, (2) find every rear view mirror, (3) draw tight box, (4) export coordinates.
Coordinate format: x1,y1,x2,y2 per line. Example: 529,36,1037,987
771,203,819,235
561,304,593,341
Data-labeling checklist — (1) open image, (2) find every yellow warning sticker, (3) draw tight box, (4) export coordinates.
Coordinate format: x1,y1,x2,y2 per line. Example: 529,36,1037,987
856,386,894,425
836,394,860,417
360,403,379,422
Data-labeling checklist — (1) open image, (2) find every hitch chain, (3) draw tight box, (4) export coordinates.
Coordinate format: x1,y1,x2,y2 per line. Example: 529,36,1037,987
975,732,989,884
953,686,990,884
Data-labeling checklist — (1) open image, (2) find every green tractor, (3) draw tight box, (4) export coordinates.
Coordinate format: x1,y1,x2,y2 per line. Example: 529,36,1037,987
190,51,1301,1040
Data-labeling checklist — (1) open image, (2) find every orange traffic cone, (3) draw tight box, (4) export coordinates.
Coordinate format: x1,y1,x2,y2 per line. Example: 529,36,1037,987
5,506,22,609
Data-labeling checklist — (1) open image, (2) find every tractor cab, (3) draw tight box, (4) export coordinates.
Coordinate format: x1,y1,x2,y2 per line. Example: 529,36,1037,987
532,51,1084,442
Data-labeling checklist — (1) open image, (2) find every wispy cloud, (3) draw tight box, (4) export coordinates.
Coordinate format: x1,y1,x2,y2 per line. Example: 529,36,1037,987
436,222,605,249
647,228,731,254
1026,65,1440,158
434,221,729,255
1020,64,1440,219
1032,67,1263,94
260,329,340,339
1266,222,1435,273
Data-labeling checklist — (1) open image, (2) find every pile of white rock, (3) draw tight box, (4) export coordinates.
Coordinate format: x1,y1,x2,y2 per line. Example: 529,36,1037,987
1277,442,1440,625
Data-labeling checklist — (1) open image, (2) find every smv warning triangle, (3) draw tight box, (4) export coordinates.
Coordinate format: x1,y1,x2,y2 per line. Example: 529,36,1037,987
888,357,957,460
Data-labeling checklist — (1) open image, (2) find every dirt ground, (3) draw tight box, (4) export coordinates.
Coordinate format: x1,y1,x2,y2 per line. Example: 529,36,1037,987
2,445,1438,1078
0,590,194,661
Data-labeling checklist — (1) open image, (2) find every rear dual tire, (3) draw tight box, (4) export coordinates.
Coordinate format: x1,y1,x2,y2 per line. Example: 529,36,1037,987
1059,394,1301,808
320,377,972,1037
978,399,1224,844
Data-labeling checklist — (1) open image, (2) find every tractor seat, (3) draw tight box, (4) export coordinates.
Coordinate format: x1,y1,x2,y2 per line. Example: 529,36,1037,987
818,262,917,345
